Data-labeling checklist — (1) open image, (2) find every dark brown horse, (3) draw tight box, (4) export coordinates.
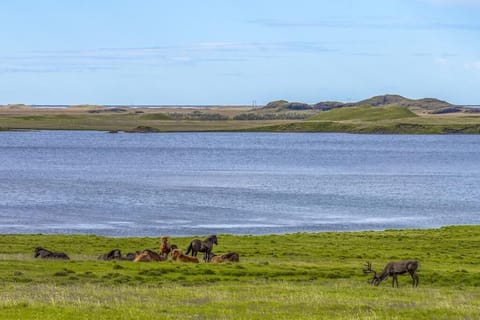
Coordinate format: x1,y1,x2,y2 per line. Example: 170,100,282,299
34,247,70,260
185,235,218,261
97,249,122,260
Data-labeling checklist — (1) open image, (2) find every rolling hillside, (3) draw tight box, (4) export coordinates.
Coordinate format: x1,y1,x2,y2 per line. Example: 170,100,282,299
309,105,418,121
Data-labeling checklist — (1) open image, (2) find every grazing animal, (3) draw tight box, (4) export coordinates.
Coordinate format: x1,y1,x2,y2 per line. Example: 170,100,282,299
205,252,240,263
133,249,166,262
185,235,218,261
159,236,173,258
34,247,70,260
171,249,199,263
97,249,122,260
364,261,419,287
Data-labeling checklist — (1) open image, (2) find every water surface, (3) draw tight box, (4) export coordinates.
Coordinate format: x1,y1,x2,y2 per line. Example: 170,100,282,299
0,131,479,236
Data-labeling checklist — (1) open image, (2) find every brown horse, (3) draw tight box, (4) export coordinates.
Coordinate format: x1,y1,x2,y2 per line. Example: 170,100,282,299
205,252,240,263
185,235,218,261
133,249,166,262
171,249,199,263
159,236,172,258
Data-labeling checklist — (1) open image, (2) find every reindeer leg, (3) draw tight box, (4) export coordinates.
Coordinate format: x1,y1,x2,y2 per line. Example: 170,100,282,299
409,271,418,287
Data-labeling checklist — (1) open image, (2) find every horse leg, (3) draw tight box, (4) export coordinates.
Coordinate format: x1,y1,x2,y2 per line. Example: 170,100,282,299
205,251,211,262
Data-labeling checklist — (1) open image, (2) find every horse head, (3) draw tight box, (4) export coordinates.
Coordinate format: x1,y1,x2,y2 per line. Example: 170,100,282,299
208,235,218,245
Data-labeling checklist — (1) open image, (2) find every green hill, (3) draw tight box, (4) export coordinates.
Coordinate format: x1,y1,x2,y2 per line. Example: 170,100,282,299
309,105,418,121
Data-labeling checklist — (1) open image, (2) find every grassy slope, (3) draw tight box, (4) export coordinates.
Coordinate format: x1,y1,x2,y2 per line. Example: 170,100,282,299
253,106,480,134
0,226,479,319
308,106,418,121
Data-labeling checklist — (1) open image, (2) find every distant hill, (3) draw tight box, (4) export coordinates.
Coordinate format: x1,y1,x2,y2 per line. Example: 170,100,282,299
264,100,311,110
348,95,455,113
309,105,418,121
263,94,475,114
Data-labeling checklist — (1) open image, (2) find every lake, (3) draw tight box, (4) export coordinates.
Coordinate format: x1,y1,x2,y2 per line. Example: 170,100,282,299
0,131,479,236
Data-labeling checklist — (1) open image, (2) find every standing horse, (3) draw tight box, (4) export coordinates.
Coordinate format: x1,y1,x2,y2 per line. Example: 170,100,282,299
185,235,218,261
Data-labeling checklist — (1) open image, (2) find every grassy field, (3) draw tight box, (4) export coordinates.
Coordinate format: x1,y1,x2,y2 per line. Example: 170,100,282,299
1,226,479,319
1,105,480,133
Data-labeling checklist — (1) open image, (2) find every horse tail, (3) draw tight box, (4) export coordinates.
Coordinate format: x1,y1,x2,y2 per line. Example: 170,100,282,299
185,242,193,255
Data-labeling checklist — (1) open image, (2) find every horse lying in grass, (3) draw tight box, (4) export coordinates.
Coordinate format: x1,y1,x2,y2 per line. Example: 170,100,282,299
171,249,199,263
133,249,166,262
204,252,240,263
122,252,136,261
34,247,70,260
97,249,122,260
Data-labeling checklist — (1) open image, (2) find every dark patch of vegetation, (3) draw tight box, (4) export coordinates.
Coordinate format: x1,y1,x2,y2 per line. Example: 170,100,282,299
168,111,229,120
313,101,345,111
88,108,128,114
139,113,172,120
126,126,159,133
430,107,462,114
285,102,312,110
309,106,418,121
233,113,309,120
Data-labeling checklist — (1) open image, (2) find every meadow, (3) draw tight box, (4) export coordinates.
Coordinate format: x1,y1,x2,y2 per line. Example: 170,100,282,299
0,226,479,319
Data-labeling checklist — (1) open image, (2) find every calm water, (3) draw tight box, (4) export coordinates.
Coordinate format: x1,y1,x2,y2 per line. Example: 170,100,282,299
0,131,479,236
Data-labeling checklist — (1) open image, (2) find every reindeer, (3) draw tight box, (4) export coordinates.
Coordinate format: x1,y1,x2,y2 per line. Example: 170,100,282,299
363,260,419,288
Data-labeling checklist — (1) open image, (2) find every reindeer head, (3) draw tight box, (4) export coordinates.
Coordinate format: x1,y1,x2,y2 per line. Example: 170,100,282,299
363,261,380,286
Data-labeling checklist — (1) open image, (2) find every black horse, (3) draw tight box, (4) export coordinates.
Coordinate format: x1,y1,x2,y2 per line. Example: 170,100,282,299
97,249,122,260
34,247,70,260
185,235,218,261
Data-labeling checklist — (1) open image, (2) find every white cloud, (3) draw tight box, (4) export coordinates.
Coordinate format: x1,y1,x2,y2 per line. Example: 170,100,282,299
0,41,337,74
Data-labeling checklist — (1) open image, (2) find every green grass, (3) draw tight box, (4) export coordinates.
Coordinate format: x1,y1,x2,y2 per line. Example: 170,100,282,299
0,226,479,319
308,106,418,121
0,113,291,132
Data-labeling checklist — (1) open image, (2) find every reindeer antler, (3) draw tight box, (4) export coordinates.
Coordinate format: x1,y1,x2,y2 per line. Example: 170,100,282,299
363,262,377,275
363,261,378,284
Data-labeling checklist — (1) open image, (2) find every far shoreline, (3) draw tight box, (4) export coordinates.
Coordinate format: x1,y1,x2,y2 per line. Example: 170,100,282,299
1,224,477,239
2,103,480,134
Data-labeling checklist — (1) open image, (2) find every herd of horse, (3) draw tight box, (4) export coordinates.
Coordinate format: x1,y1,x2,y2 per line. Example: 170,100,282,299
34,234,239,265
34,235,419,287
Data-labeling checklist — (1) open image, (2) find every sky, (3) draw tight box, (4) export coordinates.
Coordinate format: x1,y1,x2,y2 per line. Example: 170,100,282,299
1,0,479,105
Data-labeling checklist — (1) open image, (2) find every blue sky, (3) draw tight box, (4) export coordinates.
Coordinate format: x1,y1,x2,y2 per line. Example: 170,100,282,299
1,0,479,105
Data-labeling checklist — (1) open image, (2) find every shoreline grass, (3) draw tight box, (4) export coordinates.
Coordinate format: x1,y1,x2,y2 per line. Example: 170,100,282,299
1,226,479,319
